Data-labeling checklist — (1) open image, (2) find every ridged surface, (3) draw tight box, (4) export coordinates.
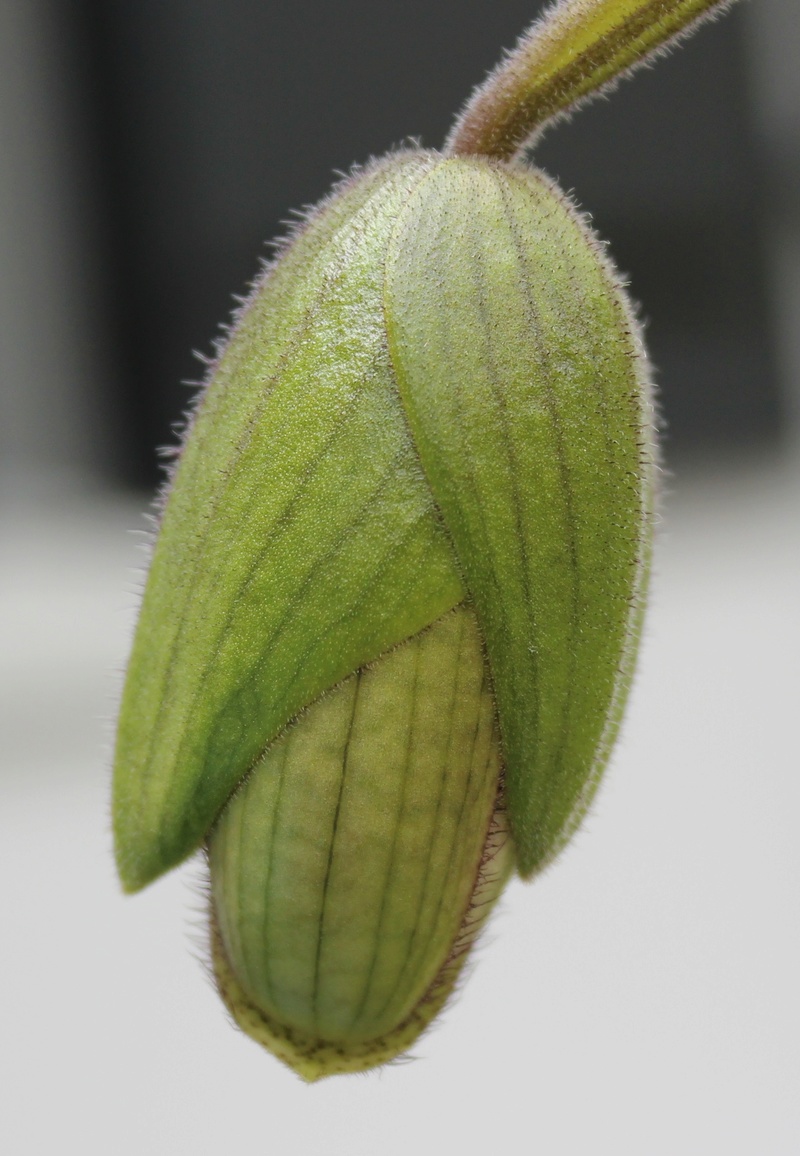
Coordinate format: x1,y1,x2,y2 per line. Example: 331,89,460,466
385,157,653,876
208,605,509,1065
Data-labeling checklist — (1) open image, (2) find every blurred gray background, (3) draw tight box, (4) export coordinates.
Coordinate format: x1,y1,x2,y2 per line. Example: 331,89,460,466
3,0,800,489
1,3,798,1153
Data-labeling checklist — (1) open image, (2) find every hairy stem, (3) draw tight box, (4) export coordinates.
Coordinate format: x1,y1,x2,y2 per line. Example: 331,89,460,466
446,0,737,160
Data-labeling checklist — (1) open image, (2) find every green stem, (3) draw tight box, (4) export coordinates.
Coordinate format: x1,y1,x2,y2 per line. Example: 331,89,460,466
446,0,737,160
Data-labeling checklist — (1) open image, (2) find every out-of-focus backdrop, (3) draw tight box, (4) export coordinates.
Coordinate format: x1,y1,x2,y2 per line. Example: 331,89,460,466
1,2,798,1153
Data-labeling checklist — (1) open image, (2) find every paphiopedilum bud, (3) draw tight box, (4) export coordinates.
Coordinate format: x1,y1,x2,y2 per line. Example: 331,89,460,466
113,0,735,1080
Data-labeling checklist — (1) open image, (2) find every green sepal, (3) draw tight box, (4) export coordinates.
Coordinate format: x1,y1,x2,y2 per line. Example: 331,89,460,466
385,157,653,877
113,152,465,892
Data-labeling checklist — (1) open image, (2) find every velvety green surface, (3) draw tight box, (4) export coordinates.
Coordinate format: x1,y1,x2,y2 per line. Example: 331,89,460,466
209,605,503,1046
385,158,651,876
114,154,651,891
113,153,465,892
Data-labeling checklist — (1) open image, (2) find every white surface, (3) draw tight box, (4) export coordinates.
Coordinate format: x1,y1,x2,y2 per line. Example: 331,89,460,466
1,461,799,1156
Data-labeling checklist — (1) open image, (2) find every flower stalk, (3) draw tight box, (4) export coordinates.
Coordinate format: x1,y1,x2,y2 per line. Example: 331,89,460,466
447,0,737,159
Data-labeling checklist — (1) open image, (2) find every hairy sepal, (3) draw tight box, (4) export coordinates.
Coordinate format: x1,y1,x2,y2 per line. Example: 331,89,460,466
384,156,654,877
113,151,465,892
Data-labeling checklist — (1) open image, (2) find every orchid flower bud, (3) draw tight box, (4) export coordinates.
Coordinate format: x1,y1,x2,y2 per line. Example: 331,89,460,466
113,0,736,1080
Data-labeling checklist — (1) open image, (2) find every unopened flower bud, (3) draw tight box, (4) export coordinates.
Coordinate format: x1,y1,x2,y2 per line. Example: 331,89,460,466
113,0,735,1080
